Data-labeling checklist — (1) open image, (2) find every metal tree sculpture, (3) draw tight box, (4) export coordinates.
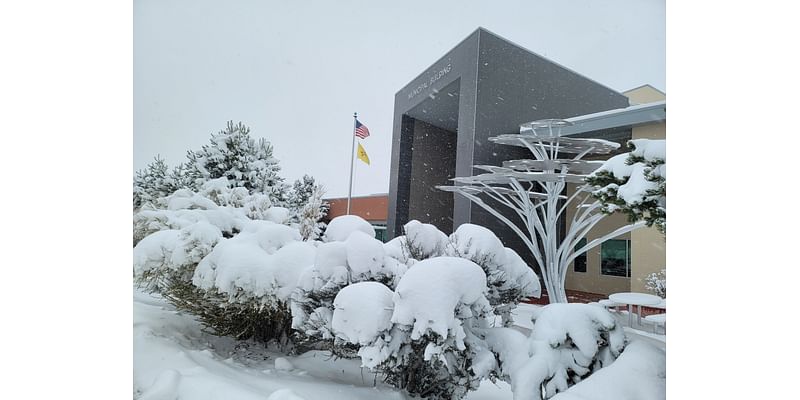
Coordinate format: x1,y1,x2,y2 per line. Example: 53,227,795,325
438,119,644,303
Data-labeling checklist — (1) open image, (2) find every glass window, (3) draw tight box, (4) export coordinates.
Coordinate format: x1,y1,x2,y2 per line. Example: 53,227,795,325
573,238,587,273
600,239,631,277
373,225,388,243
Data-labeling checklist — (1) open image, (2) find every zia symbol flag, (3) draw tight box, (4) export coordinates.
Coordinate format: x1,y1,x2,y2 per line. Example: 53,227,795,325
357,142,370,165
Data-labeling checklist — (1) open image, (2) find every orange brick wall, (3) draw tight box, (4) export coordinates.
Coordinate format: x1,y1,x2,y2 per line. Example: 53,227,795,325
324,195,388,223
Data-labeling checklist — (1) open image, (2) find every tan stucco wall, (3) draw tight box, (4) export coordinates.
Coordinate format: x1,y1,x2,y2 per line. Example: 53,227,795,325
630,226,666,292
623,85,666,105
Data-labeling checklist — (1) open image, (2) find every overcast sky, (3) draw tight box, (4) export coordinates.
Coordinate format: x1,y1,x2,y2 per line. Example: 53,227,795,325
134,0,664,198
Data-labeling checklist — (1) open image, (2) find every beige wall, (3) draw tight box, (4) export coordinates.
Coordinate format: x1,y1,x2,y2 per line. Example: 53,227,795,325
623,85,666,105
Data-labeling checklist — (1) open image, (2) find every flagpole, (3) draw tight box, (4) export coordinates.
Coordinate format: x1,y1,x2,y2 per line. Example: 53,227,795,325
347,112,357,215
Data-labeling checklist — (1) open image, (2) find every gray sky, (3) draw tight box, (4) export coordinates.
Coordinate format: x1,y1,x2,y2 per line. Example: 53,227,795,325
134,0,664,198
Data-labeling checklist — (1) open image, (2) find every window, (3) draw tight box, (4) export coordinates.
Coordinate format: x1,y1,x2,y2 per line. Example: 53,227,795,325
573,238,587,273
600,239,631,277
373,225,388,243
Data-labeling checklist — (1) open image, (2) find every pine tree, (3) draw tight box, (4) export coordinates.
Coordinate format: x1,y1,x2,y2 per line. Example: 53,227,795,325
296,185,329,241
185,121,288,202
586,139,666,234
133,155,175,210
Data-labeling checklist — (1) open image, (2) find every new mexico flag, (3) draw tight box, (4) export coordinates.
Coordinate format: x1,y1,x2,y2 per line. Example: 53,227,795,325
357,142,370,165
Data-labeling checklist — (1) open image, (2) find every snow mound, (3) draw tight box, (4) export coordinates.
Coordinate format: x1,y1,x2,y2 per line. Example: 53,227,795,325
324,215,375,242
383,236,408,263
267,389,306,400
170,221,223,268
139,369,181,400
449,223,507,267
345,231,386,279
332,282,395,346
500,248,541,298
391,257,490,341
550,341,665,400
530,303,625,359
263,206,291,224
240,220,302,254
133,230,182,274
403,220,449,258
274,357,294,371
313,241,349,281
193,230,315,302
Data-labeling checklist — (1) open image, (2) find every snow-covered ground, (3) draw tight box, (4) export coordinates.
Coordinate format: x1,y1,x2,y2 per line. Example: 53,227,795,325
133,289,664,400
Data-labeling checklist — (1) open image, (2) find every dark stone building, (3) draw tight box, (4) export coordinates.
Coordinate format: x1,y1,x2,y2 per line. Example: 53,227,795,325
387,28,630,260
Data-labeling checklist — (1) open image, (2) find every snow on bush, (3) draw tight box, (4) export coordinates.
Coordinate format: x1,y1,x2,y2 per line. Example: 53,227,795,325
295,219,542,399
290,216,403,352
549,340,665,400
133,229,183,290
192,222,307,305
447,223,541,324
323,215,375,242
331,282,395,346
392,257,490,341
345,231,387,280
403,220,449,259
346,257,494,400
587,139,666,233
483,303,627,400
645,269,666,298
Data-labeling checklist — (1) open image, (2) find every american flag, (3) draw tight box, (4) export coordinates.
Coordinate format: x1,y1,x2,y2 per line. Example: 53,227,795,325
355,119,370,139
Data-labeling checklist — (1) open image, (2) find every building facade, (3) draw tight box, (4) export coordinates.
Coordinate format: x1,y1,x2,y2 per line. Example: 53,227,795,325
336,29,667,298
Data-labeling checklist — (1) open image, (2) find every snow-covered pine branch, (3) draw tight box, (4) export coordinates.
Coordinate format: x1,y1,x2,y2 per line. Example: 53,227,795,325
586,139,666,234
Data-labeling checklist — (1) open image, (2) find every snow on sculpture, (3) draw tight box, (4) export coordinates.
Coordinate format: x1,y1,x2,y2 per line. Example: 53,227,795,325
438,119,645,303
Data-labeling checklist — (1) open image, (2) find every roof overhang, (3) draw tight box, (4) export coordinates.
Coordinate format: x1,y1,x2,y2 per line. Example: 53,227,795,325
558,100,666,137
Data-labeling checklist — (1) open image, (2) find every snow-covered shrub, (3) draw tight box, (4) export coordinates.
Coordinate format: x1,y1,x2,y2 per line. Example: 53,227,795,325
586,139,666,233
296,185,328,241
133,177,317,347
314,218,541,399
323,214,375,242
484,303,627,400
644,269,666,298
180,222,311,345
185,121,288,200
333,257,494,400
403,220,449,260
447,224,541,324
133,155,186,210
290,216,402,353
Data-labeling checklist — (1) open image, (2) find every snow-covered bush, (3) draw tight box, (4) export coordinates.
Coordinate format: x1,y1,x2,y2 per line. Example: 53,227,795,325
323,214,375,242
322,220,541,400
333,257,495,400
290,216,403,353
484,303,627,400
133,177,316,347
447,224,541,325
181,221,311,345
296,185,328,241
586,139,666,233
644,269,666,298
133,155,185,210
185,121,288,201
